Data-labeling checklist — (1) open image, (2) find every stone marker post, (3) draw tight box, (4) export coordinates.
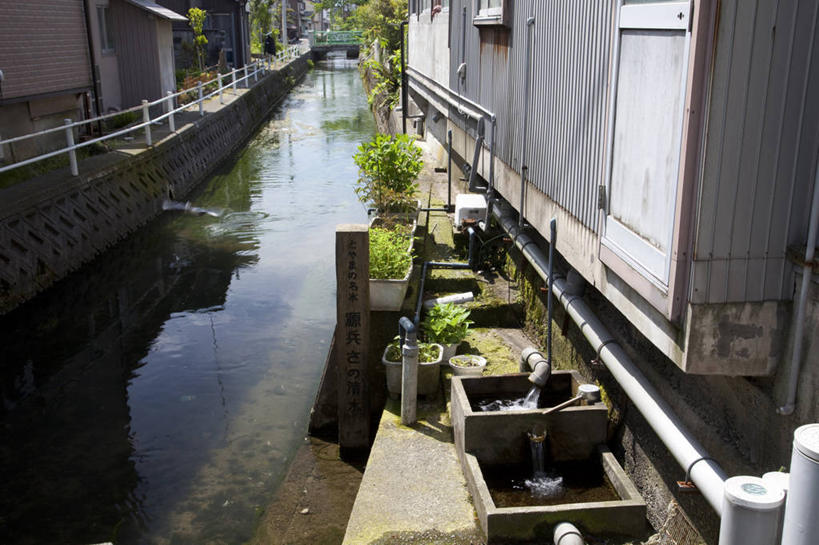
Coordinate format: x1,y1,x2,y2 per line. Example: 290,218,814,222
335,224,370,457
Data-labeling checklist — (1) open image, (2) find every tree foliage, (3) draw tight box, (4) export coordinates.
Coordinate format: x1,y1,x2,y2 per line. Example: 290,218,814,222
187,8,208,71
349,0,406,51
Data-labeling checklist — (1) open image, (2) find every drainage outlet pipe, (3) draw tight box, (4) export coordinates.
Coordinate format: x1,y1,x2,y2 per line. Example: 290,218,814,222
521,346,551,388
780,423,819,545
553,522,585,545
718,476,784,545
491,199,727,513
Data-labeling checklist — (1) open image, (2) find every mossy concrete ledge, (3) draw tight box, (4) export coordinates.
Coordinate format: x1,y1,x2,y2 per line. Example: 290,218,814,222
342,399,483,545
0,54,310,314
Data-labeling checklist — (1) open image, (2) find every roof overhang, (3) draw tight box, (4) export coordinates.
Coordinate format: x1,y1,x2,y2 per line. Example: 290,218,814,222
124,0,188,22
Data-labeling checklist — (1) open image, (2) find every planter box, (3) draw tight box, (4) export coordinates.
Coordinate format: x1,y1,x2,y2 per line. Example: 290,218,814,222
382,343,443,398
451,372,608,464
369,217,416,311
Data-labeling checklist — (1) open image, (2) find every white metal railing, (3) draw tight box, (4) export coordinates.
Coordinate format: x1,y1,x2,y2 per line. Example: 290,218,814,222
0,45,303,178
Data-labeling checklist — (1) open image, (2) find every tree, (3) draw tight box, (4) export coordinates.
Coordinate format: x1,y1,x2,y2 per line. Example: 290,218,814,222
349,0,405,51
187,8,208,71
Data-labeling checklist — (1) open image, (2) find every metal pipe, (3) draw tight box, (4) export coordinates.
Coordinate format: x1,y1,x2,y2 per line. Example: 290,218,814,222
399,316,418,425
519,15,536,229
778,154,819,415
401,20,408,135
548,218,555,368
491,199,727,513
468,132,485,192
448,129,453,209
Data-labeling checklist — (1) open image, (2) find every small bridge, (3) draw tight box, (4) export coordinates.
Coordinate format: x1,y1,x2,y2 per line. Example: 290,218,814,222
309,30,362,59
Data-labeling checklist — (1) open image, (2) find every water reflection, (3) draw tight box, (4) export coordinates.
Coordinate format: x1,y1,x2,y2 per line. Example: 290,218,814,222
0,58,372,544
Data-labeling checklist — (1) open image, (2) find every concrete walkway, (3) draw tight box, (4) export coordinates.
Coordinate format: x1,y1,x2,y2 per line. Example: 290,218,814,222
342,397,484,545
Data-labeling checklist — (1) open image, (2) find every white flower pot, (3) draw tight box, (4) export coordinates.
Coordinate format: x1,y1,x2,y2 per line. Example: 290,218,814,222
382,343,443,398
448,354,487,377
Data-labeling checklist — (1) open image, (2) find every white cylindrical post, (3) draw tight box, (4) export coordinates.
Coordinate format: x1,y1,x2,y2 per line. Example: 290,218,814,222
197,81,203,116
253,62,258,82
243,65,248,87
718,476,784,545
63,119,78,176
218,73,223,104
401,334,419,426
141,100,152,147
781,424,819,545
166,91,175,132
232,68,237,90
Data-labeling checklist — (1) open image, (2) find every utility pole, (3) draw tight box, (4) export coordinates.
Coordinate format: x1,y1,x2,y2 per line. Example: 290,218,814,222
281,0,287,45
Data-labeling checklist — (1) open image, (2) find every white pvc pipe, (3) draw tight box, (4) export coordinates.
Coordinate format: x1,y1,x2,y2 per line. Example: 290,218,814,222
778,155,819,415
553,521,585,545
492,200,727,514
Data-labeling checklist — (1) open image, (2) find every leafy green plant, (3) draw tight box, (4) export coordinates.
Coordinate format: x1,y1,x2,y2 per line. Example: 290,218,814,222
363,49,401,109
422,303,473,345
354,133,422,214
187,8,208,71
369,226,412,279
385,339,442,363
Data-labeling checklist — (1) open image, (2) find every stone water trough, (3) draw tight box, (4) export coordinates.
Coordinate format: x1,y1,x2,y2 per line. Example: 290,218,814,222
451,372,646,543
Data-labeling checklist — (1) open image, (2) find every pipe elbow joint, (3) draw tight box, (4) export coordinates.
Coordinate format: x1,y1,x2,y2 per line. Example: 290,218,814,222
521,347,551,387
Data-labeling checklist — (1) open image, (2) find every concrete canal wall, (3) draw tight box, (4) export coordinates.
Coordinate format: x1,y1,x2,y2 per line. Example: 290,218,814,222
0,55,311,314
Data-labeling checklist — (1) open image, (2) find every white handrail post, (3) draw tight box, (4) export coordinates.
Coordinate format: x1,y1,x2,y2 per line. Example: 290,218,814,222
142,100,152,147
218,73,224,104
64,119,78,176
197,81,204,116
167,91,175,132
243,65,248,87
232,68,237,91
254,62,258,82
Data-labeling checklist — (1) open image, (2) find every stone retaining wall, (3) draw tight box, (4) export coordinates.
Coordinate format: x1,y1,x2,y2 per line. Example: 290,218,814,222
0,55,310,314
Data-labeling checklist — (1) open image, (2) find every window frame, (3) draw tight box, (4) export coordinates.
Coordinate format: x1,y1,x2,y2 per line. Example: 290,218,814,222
96,4,115,55
473,0,508,28
599,0,716,321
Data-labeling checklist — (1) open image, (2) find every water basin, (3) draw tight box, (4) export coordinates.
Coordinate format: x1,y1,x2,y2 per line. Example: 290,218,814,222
452,371,608,463
462,447,646,542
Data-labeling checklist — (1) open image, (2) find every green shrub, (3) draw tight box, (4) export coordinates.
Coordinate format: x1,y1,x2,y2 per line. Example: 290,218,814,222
422,303,473,345
353,133,422,214
369,226,412,279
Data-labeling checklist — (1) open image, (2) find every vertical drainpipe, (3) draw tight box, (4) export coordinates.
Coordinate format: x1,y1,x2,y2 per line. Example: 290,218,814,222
518,15,536,229
401,20,408,135
81,0,104,134
778,152,819,415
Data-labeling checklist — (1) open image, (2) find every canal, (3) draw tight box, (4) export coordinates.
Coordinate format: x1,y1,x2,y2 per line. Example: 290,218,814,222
0,59,373,545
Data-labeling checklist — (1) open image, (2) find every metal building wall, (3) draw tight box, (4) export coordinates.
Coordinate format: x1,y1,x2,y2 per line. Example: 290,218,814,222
691,0,819,305
111,0,162,108
448,0,615,230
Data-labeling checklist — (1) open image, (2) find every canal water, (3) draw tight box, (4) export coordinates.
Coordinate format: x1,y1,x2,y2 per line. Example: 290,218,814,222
0,59,373,545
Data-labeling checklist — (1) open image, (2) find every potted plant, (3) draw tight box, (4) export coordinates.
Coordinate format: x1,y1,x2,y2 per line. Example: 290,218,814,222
421,302,473,360
448,354,487,377
353,133,423,221
369,225,414,311
382,339,444,399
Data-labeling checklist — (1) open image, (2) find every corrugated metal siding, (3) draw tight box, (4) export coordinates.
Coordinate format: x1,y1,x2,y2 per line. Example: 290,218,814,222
111,0,162,108
0,1,93,100
692,0,819,304
448,0,615,230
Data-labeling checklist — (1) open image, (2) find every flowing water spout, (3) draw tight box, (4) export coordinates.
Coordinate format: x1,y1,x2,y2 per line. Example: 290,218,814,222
525,428,564,498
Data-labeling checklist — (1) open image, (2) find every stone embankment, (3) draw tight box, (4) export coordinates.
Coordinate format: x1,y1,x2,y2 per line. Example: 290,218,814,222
0,55,310,314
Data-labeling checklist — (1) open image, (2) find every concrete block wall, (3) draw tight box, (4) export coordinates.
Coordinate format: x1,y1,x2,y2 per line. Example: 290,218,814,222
0,55,310,314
